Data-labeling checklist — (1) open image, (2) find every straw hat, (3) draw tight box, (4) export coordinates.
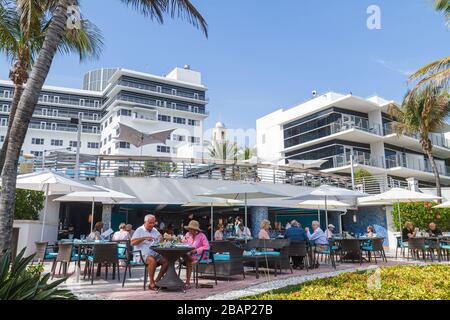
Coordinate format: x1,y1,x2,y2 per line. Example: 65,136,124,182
328,224,336,229
184,220,202,232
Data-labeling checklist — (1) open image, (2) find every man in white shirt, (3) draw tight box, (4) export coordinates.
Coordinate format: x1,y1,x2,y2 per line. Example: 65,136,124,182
236,224,252,238
131,214,168,291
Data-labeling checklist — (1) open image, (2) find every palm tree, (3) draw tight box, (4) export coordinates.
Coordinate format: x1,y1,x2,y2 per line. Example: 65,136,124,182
0,0,103,172
209,141,238,161
0,0,207,254
408,0,450,96
389,86,450,198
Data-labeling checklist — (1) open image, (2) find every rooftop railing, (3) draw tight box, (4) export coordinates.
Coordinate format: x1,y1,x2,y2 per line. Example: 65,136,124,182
383,122,450,149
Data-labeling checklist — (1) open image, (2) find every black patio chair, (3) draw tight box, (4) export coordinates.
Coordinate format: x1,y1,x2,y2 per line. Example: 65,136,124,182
121,241,148,290
361,238,387,263
339,239,363,265
84,243,121,285
288,241,310,271
407,238,434,262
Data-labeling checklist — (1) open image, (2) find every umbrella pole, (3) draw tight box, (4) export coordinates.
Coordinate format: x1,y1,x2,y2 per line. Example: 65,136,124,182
397,200,402,242
325,196,329,230
245,194,248,243
211,202,214,241
317,207,320,225
40,184,50,242
90,198,95,233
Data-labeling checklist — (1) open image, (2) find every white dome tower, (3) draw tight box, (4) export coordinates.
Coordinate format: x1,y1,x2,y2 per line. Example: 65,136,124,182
212,122,227,143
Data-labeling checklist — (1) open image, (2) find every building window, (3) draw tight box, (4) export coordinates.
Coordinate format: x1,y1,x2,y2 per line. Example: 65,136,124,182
189,136,200,144
157,145,170,153
54,96,60,103
42,108,48,116
92,127,98,134
94,100,100,108
115,142,130,149
107,147,111,154
1,118,8,126
88,142,100,149
194,93,199,100
3,90,11,98
31,151,43,157
70,141,81,148
103,138,107,145
1,104,9,112
173,117,186,125
93,113,99,121
156,86,162,93
171,89,177,96
158,114,171,122
51,139,63,146
117,109,131,117
188,119,199,126
79,99,85,106
108,134,112,142
52,109,59,117
171,102,177,109
32,138,45,145
156,100,162,107
173,134,185,142
40,122,46,130
109,117,112,124
0,136,5,142
51,123,57,131
78,112,84,119
43,95,49,102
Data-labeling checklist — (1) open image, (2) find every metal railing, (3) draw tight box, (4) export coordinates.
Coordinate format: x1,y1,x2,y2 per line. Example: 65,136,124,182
330,120,382,136
328,152,385,169
385,154,450,177
383,122,450,149
355,175,408,194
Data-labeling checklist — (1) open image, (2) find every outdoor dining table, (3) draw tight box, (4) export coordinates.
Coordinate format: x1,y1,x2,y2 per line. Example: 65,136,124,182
151,245,195,293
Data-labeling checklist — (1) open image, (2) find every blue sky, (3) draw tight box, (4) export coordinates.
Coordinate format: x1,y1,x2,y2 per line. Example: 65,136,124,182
0,0,448,132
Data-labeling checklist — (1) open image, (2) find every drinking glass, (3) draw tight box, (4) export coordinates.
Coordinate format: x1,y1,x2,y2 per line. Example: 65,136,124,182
80,235,86,241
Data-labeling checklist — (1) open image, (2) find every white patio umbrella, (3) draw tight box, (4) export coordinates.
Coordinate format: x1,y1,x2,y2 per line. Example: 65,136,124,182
182,197,243,239
288,185,367,229
433,201,450,209
15,171,96,241
359,188,442,241
285,159,327,169
198,183,288,241
54,186,136,232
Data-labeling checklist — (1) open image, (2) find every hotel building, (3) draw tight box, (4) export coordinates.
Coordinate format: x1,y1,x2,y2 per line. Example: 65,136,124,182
256,92,450,190
0,65,208,161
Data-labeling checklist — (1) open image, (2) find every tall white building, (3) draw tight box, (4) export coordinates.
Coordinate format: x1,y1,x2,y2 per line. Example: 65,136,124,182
0,65,208,161
257,92,450,188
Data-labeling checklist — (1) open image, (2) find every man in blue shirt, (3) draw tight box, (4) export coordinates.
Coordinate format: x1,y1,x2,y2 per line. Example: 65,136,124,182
284,220,307,269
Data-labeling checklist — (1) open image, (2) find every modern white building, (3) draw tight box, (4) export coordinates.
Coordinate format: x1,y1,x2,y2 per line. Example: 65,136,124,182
0,65,208,162
256,92,450,189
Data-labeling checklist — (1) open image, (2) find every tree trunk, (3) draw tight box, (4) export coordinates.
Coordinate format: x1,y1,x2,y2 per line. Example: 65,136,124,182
0,0,71,255
0,85,24,172
423,140,442,202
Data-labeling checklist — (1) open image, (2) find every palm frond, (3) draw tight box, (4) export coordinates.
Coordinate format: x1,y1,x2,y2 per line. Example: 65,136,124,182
119,0,208,37
434,0,450,22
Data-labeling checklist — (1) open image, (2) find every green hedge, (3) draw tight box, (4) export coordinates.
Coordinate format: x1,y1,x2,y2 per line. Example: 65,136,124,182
392,202,450,231
243,265,450,300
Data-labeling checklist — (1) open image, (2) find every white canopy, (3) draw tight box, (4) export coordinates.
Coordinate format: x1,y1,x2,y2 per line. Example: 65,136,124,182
286,159,327,169
358,188,441,205
16,171,95,194
199,183,288,240
433,201,450,209
295,199,351,210
114,123,175,148
14,171,96,241
53,185,136,204
183,197,243,239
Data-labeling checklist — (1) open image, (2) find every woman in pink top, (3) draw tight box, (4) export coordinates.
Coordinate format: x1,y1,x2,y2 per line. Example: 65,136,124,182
182,220,210,288
258,219,271,240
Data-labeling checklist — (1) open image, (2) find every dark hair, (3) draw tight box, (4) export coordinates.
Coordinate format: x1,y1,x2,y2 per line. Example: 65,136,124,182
367,225,374,233
94,222,104,232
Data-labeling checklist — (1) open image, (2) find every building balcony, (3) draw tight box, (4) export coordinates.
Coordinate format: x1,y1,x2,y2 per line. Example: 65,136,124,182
383,122,450,158
321,152,387,175
385,154,450,183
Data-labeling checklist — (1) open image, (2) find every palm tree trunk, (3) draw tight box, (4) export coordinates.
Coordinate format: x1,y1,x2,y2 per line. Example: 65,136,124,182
0,0,72,255
423,141,442,201
0,84,24,172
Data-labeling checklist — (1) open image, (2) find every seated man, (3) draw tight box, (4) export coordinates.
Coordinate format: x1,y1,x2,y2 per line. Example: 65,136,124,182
131,214,168,291
236,223,252,239
428,222,443,237
305,221,329,268
284,220,307,269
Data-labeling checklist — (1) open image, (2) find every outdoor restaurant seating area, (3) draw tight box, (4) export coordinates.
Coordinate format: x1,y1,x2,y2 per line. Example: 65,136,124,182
31,229,450,295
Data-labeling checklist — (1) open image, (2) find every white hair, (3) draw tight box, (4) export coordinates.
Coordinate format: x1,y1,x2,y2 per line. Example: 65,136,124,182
144,214,156,222
312,221,320,227
291,220,300,227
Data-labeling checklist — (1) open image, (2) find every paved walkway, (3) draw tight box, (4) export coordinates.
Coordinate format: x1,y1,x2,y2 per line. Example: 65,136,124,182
41,251,438,300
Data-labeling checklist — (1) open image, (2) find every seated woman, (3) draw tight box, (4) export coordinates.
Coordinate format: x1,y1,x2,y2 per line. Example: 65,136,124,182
366,225,375,238
214,224,225,241
87,222,104,241
402,221,418,243
163,224,176,241
182,220,210,289
112,223,130,241
258,219,271,240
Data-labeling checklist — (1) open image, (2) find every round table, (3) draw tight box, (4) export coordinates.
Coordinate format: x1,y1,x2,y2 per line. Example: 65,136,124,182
151,246,195,292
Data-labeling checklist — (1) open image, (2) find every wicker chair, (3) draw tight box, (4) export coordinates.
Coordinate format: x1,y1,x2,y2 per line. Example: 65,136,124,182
196,241,245,284
33,242,57,264
361,238,387,263
50,243,73,279
339,239,363,265
407,238,434,262
288,241,310,271
84,243,121,285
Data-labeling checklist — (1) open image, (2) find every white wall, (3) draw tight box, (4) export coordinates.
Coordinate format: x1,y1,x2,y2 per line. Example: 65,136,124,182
13,220,58,257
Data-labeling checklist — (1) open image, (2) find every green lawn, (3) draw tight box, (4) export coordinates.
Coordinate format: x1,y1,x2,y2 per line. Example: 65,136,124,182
243,265,450,300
